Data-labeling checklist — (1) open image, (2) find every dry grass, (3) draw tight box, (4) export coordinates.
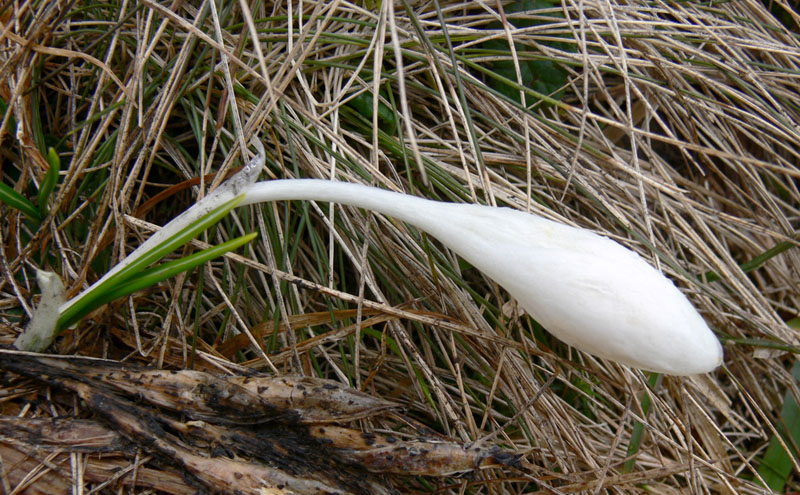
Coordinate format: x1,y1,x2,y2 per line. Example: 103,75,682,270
1,0,799,493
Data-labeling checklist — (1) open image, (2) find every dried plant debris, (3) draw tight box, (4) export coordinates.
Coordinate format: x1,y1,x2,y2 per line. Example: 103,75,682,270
0,349,520,494
0,417,131,453
1,440,194,495
0,417,197,495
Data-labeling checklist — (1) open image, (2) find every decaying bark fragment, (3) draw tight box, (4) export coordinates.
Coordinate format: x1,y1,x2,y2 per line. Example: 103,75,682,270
225,374,399,423
308,425,521,476
0,348,520,495
73,383,388,495
0,351,397,424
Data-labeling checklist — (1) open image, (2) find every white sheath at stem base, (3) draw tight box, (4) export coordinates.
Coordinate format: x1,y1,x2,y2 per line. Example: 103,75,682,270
15,270,65,352
242,179,723,376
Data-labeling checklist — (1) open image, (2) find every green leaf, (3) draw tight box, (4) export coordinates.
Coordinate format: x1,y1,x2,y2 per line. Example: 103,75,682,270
527,59,568,99
487,55,534,102
345,89,398,135
480,0,573,106
38,147,61,215
504,0,561,28
61,232,258,328
0,181,41,222
57,194,246,331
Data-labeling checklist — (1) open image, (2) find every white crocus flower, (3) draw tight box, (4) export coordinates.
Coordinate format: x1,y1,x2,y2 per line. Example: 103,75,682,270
20,144,722,375
241,180,723,376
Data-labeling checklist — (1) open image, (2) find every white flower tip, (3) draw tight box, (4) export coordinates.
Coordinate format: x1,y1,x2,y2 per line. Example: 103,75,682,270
426,205,724,376
518,226,725,376
564,241,725,376
15,270,66,352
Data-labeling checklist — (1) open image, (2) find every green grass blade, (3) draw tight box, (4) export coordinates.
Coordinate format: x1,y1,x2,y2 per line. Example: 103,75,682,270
117,232,257,298
0,96,18,132
38,147,60,215
59,232,257,330
757,360,800,491
57,194,245,331
0,181,41,222
623,372,661,472
703,236,798,283
718,336,800,354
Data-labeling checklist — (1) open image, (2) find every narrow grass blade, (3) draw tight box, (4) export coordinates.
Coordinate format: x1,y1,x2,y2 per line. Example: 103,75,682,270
0,181,41,222
718,335,800,354
757,360,800,491
37,147,60,215
623,372,661,472
703,236,798,283
0,97,17,131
